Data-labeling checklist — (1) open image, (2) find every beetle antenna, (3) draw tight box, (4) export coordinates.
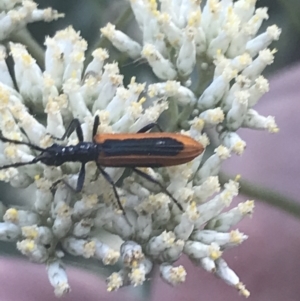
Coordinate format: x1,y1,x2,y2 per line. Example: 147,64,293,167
0,136,45,152
0,157,41,170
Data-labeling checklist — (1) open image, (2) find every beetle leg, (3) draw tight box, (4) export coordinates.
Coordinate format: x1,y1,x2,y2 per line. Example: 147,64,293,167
97,164,132,226
132,168,183,211
75,164,86,192
50,119,84,142
92,115,100,139
50,164,85,194
137,123,163,133
96,164,127,216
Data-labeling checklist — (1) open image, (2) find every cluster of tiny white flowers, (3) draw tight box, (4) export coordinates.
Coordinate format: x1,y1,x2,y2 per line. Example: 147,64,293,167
0,0,280,298
0,0,62,41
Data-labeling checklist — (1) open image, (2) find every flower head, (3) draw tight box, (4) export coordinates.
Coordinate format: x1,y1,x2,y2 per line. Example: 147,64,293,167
0,0,280,298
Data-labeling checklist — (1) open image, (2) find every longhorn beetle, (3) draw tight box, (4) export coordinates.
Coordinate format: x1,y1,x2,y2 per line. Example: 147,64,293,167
0,116,204,215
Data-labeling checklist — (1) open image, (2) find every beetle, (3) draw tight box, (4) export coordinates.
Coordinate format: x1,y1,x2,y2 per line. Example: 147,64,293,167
0,116,204,214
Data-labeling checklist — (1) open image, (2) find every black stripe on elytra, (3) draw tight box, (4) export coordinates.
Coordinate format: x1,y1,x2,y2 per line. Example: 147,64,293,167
102,137,184,157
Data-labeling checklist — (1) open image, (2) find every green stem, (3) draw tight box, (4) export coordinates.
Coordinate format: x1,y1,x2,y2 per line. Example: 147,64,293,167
194,58,213,97
277,0,300,33
10,28,45,69
176,105,193,130
165,100,179,132
219,172,300,219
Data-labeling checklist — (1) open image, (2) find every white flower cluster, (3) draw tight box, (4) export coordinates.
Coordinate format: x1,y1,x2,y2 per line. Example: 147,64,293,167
0,0,280,298
0,0,63,41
